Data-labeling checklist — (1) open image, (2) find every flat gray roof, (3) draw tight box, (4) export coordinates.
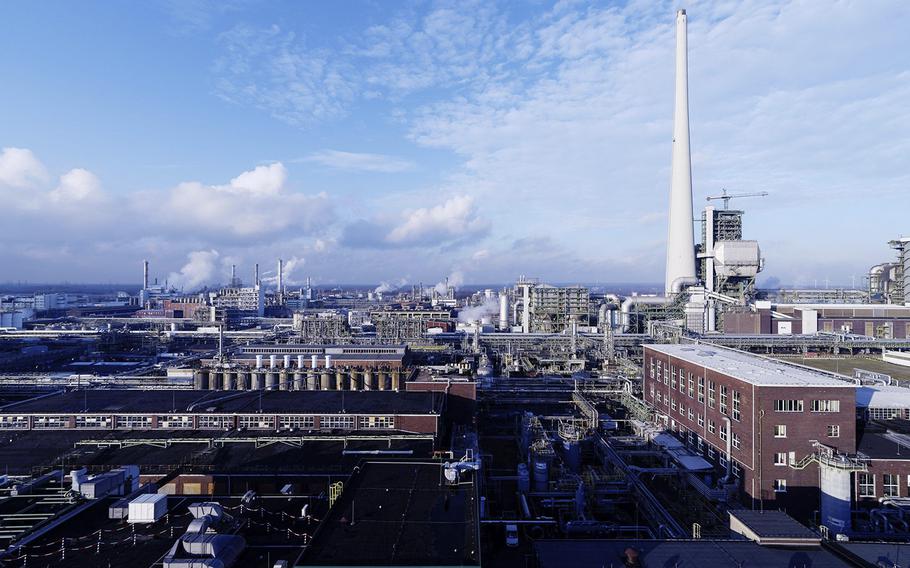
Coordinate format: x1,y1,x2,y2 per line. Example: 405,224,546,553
645,344,853,388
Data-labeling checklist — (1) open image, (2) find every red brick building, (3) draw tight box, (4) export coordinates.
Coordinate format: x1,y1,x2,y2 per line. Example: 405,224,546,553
643,344,856,517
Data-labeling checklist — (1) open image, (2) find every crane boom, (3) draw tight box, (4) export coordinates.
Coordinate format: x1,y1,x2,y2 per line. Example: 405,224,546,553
705,188,769,209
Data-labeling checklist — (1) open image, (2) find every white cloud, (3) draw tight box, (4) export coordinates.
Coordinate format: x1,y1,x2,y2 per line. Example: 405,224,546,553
0,147,49,189
50,168,103,203
168,249,221,290
157,162,332,239
300,150,415,173
341,195,490,249
387,195,488,245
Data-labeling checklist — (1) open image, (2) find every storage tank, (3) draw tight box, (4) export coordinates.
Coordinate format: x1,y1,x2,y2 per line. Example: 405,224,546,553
311,355,319,370
222,371,234,390
265,372,277,390
297,355,305,369
325,355,333,369
269,355,277,369
306,370,317,390
391,370,401,391
209,371,221,390
294,371,304,391
335,370,345,391
532,458,549,492
499,293,509,330
363,369,373,390
256,354,263,369
193,370,208,390
517,463,530,494
820,466,852,534
377,371,387,391
279,370,289,391
236,371,249,391
349,369,360,391
320,371,332,390
251,370,263,390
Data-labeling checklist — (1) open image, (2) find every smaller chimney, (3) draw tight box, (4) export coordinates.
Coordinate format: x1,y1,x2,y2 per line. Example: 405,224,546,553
254,263,260,287
143,260,149,290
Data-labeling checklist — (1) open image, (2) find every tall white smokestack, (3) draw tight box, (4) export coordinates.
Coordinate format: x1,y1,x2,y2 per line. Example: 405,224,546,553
142,260,149,290
277,259,284,299
665,9,697,295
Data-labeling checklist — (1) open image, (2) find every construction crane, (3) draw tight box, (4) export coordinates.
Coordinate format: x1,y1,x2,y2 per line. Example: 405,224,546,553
705,188,769,209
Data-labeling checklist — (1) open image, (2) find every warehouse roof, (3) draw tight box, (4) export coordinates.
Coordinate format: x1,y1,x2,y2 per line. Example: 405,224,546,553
857,385,910,409
0,389,442,415
645,344,853,387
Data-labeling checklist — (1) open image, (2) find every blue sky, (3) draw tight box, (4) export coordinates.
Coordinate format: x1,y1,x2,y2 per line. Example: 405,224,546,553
1,0,908,290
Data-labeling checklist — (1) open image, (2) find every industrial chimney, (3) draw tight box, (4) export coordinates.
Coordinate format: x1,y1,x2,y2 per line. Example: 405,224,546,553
142,259,149,290
254,263,260,287
277,259,284,299
665,9,697,295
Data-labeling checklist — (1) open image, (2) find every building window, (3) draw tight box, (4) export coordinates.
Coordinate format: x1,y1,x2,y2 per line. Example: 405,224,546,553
688,408,694,421
774,479,787,493
697,377,705,402
361,416,394,429
720,385,728,415
279,416,315,429
732,432,741,450
688,376,694,398
0,415,29,429
678,403,685,416
671,398,677,411
198,415,231,429
774,400,804,413
679,374,686,394
157,415,192,429
858,473,876,498
827,425,840,438
707,419,716,435
649,384,655,398
811,400,840,413
774,452,788,466
719,427,728,442
115,416,152,429
732,391,741,421
707,447,716,461
884,474,899,497
322,415,356,430
733,462,742,478
656,392,661,404
868,408,901,420
697,413,704,427
649,359,655,379
671,368,677,390
774,425,787,438
74,415,112,429
707,381,716,409
239,415,275,429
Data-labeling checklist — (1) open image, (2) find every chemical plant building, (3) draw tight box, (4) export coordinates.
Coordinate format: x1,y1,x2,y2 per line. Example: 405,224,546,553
643,344,858,518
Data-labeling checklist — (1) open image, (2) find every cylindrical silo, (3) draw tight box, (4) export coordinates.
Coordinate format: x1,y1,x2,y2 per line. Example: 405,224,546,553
251,370,263,390
256,354,263,369
222,371,234,390
306,370,317,390
320,371,332,390
297,355,305,369
210,370,222,390
325,355,333,369
194,370,208,390
377,370,387,391
311,355,318,370
294,371,304,391
269,354,277,369
336,370,345,391
266,371,277,390
820,465,852,534
363,369,373,391
391,370,401,391
283,354,291,369
237,371,249,391
349,369,359,391
279,370,289,391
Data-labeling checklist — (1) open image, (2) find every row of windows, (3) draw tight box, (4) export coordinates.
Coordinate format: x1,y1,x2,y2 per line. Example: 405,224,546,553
772,424,839,439
0,414,397,430
650,358,742,421
773,399,841,413
858,473,905,498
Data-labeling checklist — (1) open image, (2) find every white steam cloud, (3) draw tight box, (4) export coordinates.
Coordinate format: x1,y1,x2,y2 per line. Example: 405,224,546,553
457,297,500,324
168,250,221,291
434,270,464,295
